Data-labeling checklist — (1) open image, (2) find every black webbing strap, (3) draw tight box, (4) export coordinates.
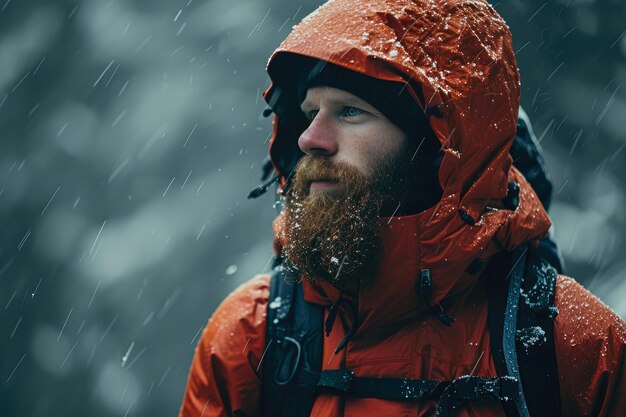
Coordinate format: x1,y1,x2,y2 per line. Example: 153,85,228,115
487,249,520,417
516,248,562,417
261,265,324,417
317,370,445,399
501,246,532,417
317,370,519,417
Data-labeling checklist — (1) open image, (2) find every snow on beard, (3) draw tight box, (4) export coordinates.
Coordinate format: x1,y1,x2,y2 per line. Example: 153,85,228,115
283,155,400,292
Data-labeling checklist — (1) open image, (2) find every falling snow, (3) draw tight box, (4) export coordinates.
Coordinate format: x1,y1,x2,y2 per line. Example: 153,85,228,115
1,1,625,417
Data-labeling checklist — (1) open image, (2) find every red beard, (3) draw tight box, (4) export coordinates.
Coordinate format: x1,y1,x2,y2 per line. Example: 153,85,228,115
282,155,405,292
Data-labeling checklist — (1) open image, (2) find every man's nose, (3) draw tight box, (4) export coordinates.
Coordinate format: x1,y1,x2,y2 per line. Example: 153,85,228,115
297,114,338,156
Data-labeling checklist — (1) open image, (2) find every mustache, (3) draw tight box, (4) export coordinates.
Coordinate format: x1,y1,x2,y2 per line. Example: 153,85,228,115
291,156,367,195
294,157,348,182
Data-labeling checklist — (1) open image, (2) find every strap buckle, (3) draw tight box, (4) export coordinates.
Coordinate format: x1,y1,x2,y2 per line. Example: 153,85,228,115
274,336,302,386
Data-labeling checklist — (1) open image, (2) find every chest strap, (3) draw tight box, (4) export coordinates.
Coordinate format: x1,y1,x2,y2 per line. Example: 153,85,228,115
317,370,518,417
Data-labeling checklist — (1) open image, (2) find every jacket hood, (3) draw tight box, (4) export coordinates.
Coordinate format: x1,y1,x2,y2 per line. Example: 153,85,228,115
265,0,551,320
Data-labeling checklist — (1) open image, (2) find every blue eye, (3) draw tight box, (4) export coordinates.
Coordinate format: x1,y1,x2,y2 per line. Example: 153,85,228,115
343,107,363,117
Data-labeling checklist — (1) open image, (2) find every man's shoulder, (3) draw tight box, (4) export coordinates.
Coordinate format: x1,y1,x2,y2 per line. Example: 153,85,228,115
209,274,271,330
553,275,626,415
198,274,271,357
220,274,272,308
554,274,626,340
181,275,272,417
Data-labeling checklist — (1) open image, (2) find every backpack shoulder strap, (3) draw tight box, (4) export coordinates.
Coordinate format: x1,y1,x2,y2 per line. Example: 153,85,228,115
487,244,561,417
516,245,561,417
261,264,324,417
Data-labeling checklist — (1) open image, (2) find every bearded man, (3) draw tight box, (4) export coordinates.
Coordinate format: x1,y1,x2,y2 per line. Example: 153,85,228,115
180,1,626,416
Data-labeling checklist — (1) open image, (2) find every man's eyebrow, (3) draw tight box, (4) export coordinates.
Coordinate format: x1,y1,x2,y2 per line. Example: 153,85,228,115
300,95,370,112
334,95,368,107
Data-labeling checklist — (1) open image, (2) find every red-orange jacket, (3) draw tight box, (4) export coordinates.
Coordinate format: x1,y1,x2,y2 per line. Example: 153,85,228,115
180,0,626,416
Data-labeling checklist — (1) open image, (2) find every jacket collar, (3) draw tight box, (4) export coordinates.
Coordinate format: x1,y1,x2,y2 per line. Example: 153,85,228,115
277,167,550,333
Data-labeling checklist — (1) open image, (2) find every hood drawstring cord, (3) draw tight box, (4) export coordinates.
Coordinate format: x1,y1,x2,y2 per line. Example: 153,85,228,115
419,269,456,327
247,175,279,199
324,299,344,337
248,158,278,199
260,157,274,181
324,297,360,354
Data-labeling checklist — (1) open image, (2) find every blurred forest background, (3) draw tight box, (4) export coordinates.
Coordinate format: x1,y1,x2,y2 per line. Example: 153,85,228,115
1,0,625,416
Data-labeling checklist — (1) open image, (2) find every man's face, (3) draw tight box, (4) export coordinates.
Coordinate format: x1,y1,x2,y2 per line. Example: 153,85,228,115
298,86,409,193
282,87,413,291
